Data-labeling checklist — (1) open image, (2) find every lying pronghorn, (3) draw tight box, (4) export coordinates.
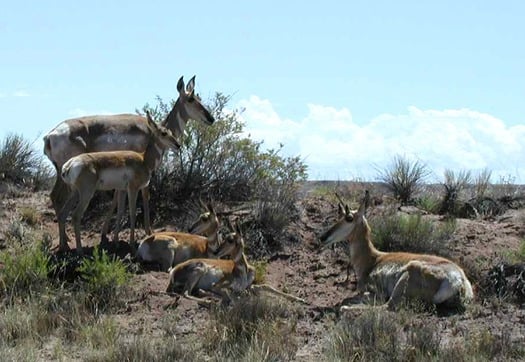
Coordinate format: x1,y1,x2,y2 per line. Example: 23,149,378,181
320,191,474,311
166,222,307,305
59,113,179,254
44,76,215,252
136,202,222,271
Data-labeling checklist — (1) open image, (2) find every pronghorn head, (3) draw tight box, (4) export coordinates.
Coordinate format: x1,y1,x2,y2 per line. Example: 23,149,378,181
146,111,181,150
215,220,245,260
320,190,370,249
176,76,215,125
188,201,220,236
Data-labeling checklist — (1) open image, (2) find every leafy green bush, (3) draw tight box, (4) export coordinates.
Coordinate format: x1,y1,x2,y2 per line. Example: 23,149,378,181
76,247,130,313
371,212,456,256
377,155,430,205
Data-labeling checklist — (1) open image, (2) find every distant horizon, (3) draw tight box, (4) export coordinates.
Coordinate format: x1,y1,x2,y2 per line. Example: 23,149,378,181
1,1,523,182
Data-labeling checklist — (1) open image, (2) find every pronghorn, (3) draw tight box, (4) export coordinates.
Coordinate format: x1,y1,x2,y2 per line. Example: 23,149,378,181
136,202,222,271
59,113,179,254
166,222,307,305
320,191,474,311
43,76,215,252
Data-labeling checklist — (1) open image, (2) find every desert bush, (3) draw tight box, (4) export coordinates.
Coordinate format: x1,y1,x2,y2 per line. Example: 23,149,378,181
377,155,430,205
206,294,298,361
439,169,472,216
19,206,41,226
415,192,441,214
473,168,492,199
96,335,199,362
0,240,53,302
325,309,402,361
143,93,307,254
0,133,52,190
76,247,130,313
371,212,456,256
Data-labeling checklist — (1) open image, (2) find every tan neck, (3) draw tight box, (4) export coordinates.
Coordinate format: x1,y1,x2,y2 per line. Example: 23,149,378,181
142,139,165,173
349,223,382,282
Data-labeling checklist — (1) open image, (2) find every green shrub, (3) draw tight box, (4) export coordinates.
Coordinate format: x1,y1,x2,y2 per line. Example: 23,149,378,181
143,93,307,254
371,212,456,256
0,241,53,302
76,247,130,313
376,155,430,205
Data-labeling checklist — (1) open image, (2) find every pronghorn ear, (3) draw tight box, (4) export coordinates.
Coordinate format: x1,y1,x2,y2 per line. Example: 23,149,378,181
145,110,153,123
186,75,196,93
177,76,185,94
357,190,370,216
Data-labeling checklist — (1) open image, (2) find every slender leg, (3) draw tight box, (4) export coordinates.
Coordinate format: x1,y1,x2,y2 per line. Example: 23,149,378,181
100,191,119,244
141,187,152,235
113,191,127,243
386,271,410,310
127,189,138,252
52,176,75,250
57,188,81,252
71,186,96,255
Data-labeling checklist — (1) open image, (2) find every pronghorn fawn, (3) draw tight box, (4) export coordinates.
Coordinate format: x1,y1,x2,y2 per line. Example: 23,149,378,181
136,202,222,271
59,112,180,255
44,76,215,252
166,222,307,305
320,191,474,311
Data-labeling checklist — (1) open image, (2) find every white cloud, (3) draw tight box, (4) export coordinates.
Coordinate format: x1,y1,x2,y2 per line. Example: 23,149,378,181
237,96,525,182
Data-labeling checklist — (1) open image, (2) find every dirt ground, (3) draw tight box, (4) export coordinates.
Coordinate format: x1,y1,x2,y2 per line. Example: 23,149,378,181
1,182,525,360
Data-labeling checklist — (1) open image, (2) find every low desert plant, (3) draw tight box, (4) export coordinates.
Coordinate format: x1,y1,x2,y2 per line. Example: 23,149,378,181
377,155,430,205
0,133,52,190
0,240,53,302
439,169,472,216
76,247,130,313
371,212,456,256
206,294,298,361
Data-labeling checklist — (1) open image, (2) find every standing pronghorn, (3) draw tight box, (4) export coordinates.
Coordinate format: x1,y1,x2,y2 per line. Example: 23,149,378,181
136,202,222,271
59,113,180,254
320,191,474,311
44,76,215,252
166,222,307,305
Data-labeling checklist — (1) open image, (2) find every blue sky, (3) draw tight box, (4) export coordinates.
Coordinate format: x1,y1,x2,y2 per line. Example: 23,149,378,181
1,1,524,182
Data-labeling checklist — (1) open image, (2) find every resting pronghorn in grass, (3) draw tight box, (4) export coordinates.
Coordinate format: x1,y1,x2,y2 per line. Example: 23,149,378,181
136,202,222,271
59,113,180,255
166,222,307,305
44,76,215,252
320,191,474,311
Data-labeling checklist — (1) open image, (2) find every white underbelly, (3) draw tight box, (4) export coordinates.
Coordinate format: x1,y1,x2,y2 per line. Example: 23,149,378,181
196,268,224,289
97,168,135,190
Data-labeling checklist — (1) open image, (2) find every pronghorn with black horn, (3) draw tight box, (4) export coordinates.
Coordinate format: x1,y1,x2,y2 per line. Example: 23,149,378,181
166,221,307,305
136,201,223,271
44,76,215,252
320,190,474,311
59,112,179,254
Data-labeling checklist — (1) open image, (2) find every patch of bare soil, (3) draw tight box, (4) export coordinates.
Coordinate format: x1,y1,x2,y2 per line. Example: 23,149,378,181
1,185,524,361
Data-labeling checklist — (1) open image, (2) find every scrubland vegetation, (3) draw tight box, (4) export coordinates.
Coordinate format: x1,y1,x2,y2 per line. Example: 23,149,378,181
0,94,524,360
